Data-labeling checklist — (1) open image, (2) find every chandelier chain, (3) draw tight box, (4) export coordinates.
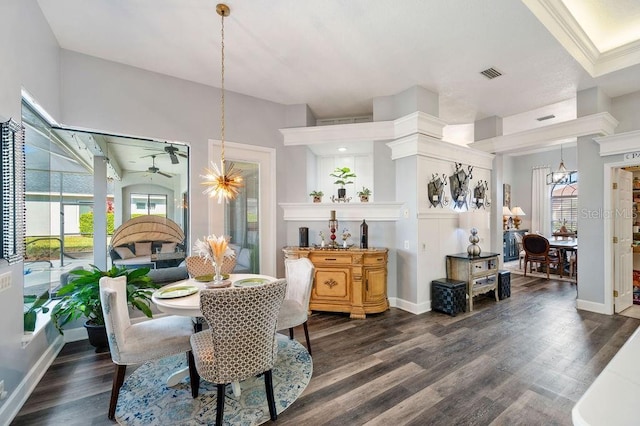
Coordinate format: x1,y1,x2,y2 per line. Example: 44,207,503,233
220,10,226,168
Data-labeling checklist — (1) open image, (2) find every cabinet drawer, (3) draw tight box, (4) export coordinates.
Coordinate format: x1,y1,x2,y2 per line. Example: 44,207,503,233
309,253,352,265
363,254,386,266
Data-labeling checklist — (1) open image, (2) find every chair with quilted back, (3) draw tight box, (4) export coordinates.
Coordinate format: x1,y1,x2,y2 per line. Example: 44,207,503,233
190,279,287,426
277,258,315,355
99,276,198,419
185,254,237,277
522,234,563,279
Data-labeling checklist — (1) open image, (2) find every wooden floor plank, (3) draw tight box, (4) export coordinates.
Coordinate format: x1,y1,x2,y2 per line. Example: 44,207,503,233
12,276,640,426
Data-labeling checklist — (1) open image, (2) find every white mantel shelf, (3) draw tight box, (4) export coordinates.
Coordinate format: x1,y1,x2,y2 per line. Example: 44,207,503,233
279,202,404,222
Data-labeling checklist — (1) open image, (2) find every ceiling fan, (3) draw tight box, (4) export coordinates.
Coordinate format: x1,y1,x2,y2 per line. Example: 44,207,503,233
142,144,187,164
135,155,174,178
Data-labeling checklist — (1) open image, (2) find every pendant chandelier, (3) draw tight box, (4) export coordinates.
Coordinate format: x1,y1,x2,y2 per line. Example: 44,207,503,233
546,144,577,185
202,3,243,202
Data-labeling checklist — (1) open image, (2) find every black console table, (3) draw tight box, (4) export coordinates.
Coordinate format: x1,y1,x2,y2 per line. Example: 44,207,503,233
503,229,527,262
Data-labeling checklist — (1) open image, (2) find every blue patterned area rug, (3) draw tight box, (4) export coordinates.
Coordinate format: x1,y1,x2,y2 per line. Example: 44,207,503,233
115,334,312,425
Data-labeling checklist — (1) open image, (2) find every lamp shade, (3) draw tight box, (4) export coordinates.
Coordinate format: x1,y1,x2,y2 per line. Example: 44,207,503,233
502,206,513,216
511,206,526,216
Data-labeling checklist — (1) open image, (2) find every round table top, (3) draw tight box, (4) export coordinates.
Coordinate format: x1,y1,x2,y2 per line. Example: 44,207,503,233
152,273,278,317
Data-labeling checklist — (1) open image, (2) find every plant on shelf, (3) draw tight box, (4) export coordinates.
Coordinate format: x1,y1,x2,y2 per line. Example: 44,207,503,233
357,186,371,202
51,265,159,351
329,167,357,201
309,190,324,203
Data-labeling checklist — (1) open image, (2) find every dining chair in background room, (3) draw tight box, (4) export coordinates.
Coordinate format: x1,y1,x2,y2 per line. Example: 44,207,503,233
278,257,315,355
514,232,526,270
99,276,198,419
522,234,563,279
185,254,237,277
190,279,287,426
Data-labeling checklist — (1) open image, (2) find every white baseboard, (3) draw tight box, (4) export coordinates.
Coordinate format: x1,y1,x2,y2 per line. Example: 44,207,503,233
389,297,431,315
576,298,612,315
0,334,64,425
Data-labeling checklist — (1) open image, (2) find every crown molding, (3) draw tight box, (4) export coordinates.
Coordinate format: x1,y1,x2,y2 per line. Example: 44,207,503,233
594,129,640,157
523,0,640,77
470,112,618,154
387,134,494,169
394,111,447,139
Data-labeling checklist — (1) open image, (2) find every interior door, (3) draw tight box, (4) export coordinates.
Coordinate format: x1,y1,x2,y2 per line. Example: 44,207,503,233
614,168,633,313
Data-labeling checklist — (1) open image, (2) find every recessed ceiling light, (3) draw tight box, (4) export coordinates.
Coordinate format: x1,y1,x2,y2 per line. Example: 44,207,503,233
338,147,347,152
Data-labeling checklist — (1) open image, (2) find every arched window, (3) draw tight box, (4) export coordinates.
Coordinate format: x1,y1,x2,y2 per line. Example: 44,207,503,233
551,182,578,232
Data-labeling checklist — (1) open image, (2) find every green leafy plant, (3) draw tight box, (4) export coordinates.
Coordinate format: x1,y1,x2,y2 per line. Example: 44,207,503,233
309,190,324,197
51,265,159,334
357,187,371,196
24,293,50,333
329,167,356,188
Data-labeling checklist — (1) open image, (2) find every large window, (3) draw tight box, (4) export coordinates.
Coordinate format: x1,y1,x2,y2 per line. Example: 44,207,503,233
551,183,578,232
130,193,167,217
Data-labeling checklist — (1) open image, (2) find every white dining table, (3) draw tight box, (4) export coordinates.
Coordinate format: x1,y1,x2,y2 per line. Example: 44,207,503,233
152,273,278,392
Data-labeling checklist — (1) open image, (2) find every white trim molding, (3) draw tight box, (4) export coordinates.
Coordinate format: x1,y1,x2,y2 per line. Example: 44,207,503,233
394,111,447,140
470,113,618,154
387,134,494,169
391,297,431,315
595,129,640,157
279,202,404,222
522,0,640,77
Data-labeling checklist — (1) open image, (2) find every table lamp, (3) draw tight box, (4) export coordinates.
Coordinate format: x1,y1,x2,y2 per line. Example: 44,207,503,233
502,206,513,230
511,206,526,229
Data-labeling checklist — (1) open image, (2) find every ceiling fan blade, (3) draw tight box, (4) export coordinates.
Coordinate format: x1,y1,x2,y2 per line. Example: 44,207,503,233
169,152,179,164
158,171,173,178
177,152,188,158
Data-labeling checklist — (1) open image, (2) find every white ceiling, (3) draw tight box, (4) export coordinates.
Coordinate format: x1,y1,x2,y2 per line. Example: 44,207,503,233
36,0,640,135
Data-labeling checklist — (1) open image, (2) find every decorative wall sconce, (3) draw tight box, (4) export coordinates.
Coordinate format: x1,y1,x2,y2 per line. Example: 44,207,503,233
427,173,448,208
449,163,473,210
472,180,490,209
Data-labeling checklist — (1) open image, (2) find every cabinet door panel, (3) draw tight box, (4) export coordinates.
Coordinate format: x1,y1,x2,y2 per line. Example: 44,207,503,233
365,267,386,302
314,269,351,300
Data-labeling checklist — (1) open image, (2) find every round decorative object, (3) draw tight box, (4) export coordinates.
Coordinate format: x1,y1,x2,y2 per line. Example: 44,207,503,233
467,227,482,256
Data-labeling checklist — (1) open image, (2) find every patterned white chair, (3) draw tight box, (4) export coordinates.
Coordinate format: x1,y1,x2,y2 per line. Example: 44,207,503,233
99,276,198,419
185,255,237,277
277,258,315,355
190,279,287,426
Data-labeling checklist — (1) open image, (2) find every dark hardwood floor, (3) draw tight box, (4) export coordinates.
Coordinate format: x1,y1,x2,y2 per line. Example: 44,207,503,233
13,274,640,425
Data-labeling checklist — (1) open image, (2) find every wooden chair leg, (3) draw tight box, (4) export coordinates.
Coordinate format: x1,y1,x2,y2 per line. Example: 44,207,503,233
303,321,312,356
187,351,200,398
216,383,226,426
108,364,127,420
264,369,278,421
524,260,528,277
289,327,294,340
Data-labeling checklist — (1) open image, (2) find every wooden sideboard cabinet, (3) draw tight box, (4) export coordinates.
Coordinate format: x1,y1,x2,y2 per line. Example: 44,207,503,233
282,247,389,319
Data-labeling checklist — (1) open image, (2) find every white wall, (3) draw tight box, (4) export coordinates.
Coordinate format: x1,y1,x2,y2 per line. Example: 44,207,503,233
0,2,62,423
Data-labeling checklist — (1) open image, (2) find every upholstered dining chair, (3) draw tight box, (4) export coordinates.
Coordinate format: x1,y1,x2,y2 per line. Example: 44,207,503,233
277,257,315,355
522,234,563,279
185,254,236,277
189,279,287,426
99,276,198,420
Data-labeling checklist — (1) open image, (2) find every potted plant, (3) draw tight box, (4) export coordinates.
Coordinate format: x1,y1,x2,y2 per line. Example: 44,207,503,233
51,265,159,352
309,190,324,203
23,293,50,333
357,186,371,202
329,167,357,200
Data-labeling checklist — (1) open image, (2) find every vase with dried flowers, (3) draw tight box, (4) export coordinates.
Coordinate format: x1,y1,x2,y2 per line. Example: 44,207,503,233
193,234,235,284
341,228,351,248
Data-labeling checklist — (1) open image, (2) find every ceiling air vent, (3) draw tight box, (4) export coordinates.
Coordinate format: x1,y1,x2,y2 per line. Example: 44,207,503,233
536,114,556,121
480,67,502,79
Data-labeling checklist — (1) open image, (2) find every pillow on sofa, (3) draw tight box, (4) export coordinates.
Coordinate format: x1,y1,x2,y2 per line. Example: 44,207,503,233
135,242,152,256
114,246,136,260
161,242,177,253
